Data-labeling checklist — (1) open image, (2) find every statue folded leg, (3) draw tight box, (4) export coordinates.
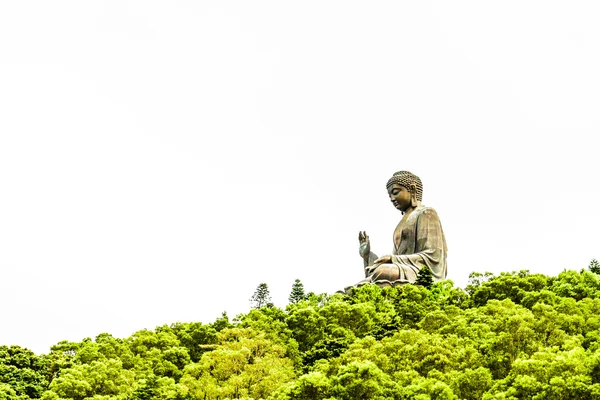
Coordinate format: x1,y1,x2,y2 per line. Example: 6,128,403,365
356,263,417,288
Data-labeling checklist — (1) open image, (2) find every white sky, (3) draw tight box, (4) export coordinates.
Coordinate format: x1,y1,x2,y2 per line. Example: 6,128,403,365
1,1,599,354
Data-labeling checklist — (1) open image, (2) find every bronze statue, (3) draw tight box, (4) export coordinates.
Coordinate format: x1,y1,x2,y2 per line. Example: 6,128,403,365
353,171,447,288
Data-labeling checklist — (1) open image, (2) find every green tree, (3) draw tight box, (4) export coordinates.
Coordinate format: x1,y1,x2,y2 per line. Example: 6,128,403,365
0,345,48,399
0,383,23,400
289,279,306,304
452,367,492,400
130,374,183,400
127,329,191,381
212,312,232,332
250,283,273,308
468,270,548,306
180,327,295,399
465,271,495,295
286,306,327,352
47,358,134,400
550,269,600,301
330,361,398,400
589,258,600,274
271,371,331,400
157,322,218,363
416,266,434,288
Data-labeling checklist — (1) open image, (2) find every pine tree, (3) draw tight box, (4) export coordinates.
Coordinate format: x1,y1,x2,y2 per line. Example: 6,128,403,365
415,266,434,288
288,279,306,304
589,259,600,274
250,283,272,308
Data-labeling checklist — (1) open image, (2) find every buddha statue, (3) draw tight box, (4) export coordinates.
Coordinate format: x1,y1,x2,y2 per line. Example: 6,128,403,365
353,170,447,288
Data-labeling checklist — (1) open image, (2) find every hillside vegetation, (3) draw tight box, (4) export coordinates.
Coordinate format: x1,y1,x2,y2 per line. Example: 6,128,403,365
4,265,600,399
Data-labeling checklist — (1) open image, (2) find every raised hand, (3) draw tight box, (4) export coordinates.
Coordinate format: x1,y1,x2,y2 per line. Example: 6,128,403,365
358,231,371,260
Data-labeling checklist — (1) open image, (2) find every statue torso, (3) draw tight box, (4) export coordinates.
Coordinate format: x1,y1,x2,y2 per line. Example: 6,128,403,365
393,206,425,256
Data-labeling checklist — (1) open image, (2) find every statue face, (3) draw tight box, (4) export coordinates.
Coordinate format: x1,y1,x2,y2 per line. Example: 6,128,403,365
388,183,412,211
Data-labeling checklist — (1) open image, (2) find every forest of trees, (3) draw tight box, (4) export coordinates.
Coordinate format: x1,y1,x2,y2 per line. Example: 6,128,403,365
3,261,600,399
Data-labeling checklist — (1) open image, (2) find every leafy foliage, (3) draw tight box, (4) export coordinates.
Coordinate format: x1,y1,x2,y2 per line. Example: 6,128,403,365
7,270,600,399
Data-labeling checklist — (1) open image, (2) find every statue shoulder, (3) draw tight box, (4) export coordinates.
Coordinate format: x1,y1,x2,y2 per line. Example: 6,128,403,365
415,206,440,217
414,206,443,224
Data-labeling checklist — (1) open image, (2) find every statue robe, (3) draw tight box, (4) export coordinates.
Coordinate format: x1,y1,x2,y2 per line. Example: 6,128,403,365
360,206,447,286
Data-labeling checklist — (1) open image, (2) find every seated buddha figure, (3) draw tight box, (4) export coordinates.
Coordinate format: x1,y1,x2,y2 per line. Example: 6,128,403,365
354,170,447,287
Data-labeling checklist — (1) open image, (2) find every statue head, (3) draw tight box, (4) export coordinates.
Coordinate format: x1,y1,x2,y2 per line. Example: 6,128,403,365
386,171,423,210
